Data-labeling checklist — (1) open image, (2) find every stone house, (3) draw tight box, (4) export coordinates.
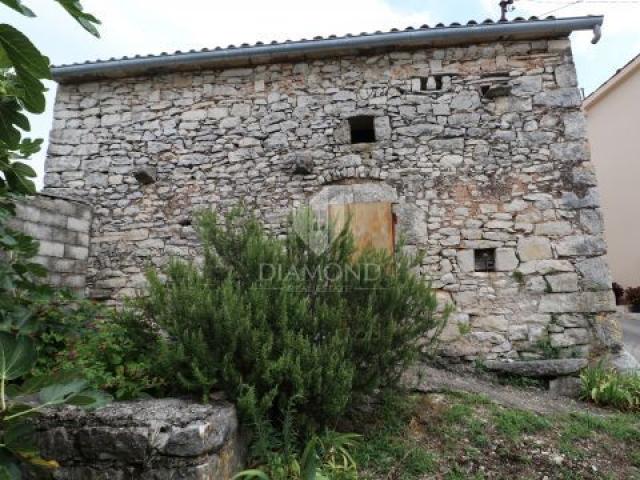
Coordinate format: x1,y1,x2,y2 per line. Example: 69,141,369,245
40,14,622,361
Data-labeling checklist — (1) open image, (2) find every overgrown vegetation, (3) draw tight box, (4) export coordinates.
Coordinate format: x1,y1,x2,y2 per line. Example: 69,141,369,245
234,431,360,480
125,209,447,461
351,390,640,479
45,308,164,400
580,362,640,411
0,1,103,476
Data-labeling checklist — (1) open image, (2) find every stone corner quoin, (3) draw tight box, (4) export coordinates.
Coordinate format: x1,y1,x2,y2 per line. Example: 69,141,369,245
42,32,619,362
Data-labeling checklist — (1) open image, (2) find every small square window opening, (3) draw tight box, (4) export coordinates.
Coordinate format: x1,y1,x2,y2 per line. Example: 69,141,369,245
475,248,496,272
349,116,376,144
419,77,429,91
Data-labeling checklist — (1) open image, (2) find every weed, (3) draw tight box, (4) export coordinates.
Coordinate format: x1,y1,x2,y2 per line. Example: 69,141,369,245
512,270,525,285
493,409,551,439
535,337,562,360
581,362,640,411
457,321,471,335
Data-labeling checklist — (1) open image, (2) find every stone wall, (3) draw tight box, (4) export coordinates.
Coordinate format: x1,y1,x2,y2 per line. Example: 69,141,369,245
43,36,618,360
27,399,244,480
9,194,92,294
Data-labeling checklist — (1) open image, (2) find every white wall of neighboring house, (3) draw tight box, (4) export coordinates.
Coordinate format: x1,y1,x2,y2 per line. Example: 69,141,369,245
584,55,640,288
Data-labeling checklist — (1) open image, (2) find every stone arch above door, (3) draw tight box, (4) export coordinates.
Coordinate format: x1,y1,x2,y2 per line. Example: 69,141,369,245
308,181,428,248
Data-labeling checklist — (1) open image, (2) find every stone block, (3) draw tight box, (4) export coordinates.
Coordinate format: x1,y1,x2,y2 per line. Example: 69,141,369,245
483,358,587,377
46,156,81,172
546,273,579,293
517,260,573,275
555,314,590,328
549,377,582,398
538,291,616,313
555,235,607,257
471,315,508,331
440,155,463,168
181,109,207,121
559,189,600,209
563,112,587,140
535,221,572,237
604,349,640,374
517,236,552,262
31,399,244,480
550,328,592,347
457,249,475,273
533,88,582,108
511,75,542,95
37,210,68,228
577,256,612,291
374,116,391,140
67,216,91,233
495,248,518,271
39,240,65,258
16,221,53,240
555,64,578,88
65,245,89,260
451,90,481,111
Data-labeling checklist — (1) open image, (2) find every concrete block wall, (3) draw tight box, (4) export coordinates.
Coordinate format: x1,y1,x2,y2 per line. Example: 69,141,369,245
9,193,92,294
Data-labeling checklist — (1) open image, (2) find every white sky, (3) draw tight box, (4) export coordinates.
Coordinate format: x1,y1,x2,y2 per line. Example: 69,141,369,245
4,0,639,188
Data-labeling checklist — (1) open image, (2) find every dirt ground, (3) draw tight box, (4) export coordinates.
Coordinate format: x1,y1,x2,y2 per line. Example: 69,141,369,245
350,365,640,480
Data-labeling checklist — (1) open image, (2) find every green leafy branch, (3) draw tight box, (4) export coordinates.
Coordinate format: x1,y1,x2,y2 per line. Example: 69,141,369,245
0,332,110,478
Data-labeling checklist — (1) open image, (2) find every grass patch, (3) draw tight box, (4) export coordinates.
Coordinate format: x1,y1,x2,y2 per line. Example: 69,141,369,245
563,412,640,442
351,391,640,479
442,403,473,423
493,409,552,439
444,466,485,479
355,435,436,479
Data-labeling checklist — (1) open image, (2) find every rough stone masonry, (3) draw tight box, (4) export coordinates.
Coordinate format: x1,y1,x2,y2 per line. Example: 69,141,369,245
42,16,622,361
26,399,244,480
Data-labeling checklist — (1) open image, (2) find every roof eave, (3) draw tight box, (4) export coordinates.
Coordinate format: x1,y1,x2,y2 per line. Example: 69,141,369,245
52,16,604,84
583,53,640,110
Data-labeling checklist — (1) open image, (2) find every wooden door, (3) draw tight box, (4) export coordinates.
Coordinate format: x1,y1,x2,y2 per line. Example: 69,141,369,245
328,202,395,255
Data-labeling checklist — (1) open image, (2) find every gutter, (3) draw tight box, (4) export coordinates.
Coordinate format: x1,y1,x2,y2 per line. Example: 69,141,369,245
52,16,604,83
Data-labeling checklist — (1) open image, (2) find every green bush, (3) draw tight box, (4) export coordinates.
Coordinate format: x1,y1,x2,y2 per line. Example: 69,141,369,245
580,362,640,411
136,209,447,434
625,287,640,309
29,293,100,377
50,309,164,400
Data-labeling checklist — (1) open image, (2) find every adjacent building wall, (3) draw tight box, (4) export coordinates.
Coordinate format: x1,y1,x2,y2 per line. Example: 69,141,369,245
584,56,640,287
9,194,92,294
43,37,617,361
